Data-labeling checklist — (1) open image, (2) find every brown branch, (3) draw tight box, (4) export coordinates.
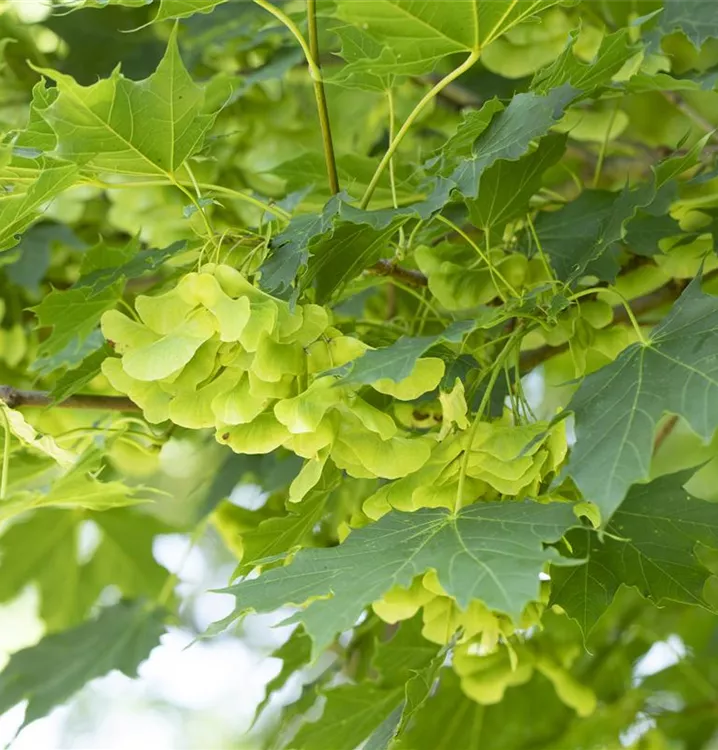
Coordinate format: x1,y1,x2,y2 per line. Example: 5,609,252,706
661,91,718,143
653,414,679,453
0,386,140,412
367,259,428,287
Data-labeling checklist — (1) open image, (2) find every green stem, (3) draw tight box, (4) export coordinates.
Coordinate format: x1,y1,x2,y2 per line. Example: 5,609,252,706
360,50,480,209
253,0,320,80
390,278,449,325
253,0,339,194
569,287,647,344
436,214,518,299
307,0,340,195
0,407,10,501
169,174,218,246
526,214,560,289
454,333,519,514
90,179,291,221
592,102,619,188
387,89,406,249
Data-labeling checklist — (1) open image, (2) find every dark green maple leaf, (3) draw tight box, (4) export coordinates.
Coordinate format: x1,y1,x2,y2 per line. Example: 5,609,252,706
237,466,340,573
0,508,171,631
260,194,343,296
335,319,480,386
532,28,638,95
293,684,404,750
532,189,626,283
565,277,718,521
651,0,718,51
295,617,443,750
50,345,114,403
551,470,718,635
466,134,567,231
396,670,569,750
535,141,708,284
307,217,409,303
428,85,578,209
75,239,186,297
0,599,166,730
213,501,577,656
372,616,441,687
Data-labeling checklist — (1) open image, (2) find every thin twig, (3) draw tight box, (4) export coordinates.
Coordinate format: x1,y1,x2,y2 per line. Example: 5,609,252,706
661,91,718,143
653,414,679,453
367,260,427,287
0,387,139,412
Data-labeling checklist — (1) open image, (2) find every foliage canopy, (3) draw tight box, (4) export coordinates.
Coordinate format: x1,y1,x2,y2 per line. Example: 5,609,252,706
2,0,718,746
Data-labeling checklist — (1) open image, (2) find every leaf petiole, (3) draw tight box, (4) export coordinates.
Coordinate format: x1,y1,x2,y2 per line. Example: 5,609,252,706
361,50,480,209
436,214,518,300
569,287,647,345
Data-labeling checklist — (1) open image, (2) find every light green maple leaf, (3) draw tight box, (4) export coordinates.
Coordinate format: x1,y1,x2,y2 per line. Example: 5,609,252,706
0,453,153,524
153,0,227,22
0,157,78,254
332,0,562,77
0,402,75,468
0,600,165,730
36,26,216,179
30,283,122,375
565,277,718,521
532,28,638,95
214,500,577,656
551,470,718,635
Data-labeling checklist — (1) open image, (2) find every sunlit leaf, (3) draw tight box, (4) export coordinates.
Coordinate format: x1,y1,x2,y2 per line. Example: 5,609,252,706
153,0,227,23
332,0,563,77
36,27,216,178
0,156,78,254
